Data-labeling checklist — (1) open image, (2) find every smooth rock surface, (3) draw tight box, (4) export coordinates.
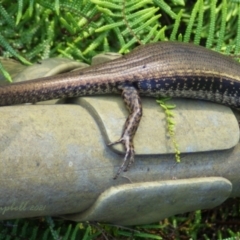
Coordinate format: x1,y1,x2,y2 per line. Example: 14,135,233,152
91,52,122,65
73,96,239,154
0,100,239,223
13,58,88,82
67,177,231,225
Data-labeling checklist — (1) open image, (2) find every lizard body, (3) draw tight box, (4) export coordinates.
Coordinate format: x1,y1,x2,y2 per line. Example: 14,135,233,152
1,42,240,178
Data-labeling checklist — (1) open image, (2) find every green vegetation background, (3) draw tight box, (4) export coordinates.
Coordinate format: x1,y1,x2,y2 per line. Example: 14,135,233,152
0,0,240,239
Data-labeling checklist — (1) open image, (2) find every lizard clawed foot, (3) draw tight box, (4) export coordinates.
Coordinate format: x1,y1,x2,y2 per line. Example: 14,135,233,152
108,85,142,179
108,137,135,179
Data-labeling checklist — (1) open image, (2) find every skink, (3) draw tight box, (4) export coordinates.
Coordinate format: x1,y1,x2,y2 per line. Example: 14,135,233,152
1,41,240,178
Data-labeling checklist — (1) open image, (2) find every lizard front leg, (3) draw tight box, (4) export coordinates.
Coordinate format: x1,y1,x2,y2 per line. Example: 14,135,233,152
108,85,142,179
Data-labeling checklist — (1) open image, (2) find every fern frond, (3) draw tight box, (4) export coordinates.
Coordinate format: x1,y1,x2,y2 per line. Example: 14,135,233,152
61,224,71,240
54,0,60,15
83,31,108,55
194,0,204,45
216,0,227,51
95,22,125,32
28,0,34,16
0,4,16,28
152,0,176,19
16,0,23,25
184,0,200,42
20,221,29,237
206,0,217,48
45,216,60,240
0,33,31,65
0,61,12,82
91,0,122,10
122,8,160,36
235,3,240,53
156,98,181,163
170,9,183,41
153,25,167,42
101,15,126,47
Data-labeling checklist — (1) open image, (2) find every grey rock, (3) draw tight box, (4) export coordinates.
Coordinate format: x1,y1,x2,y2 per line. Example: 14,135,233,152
0,99,239,223
66,177,231,225
0,54,239,224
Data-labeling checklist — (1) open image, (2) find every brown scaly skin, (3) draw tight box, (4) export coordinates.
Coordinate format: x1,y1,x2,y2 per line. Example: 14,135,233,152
108,85,142,179
1,41,240,178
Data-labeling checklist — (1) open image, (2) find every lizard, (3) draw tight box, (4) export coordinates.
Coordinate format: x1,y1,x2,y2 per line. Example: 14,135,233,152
1,41,240,178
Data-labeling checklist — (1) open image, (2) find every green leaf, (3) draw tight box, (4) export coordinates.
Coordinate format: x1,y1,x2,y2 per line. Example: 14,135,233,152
0,62,12,82
54,0,60,15
16,0,23,25
0,33,31,65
